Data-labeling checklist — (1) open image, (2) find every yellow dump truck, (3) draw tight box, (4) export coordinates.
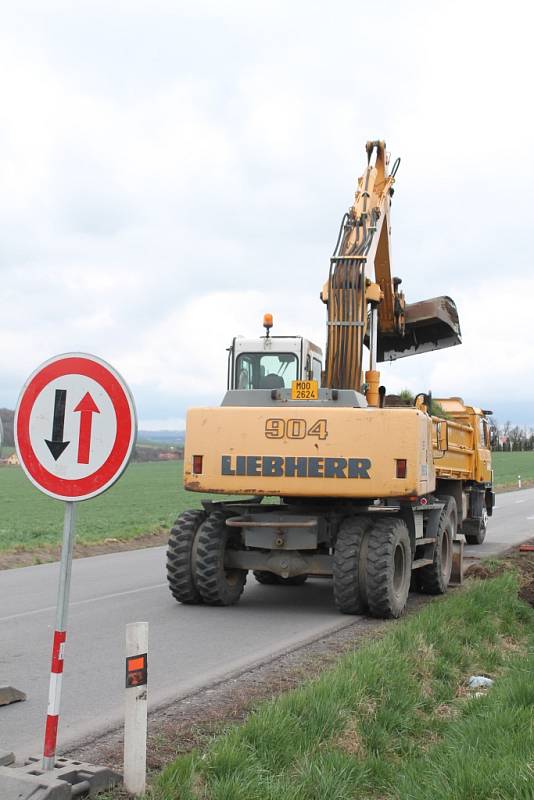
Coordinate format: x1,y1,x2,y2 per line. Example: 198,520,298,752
168,141,494,618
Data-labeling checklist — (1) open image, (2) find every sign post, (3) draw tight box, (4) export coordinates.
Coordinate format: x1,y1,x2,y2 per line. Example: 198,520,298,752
14,353,136,770
42,501,77,770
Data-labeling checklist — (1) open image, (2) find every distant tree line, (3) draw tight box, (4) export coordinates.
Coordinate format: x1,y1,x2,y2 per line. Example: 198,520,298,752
490,419,534,451
133,445,183,462
0,408,184,459
0,408,14,447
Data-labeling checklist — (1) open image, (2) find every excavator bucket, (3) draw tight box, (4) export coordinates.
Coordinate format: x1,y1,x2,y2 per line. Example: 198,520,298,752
377,296,461,362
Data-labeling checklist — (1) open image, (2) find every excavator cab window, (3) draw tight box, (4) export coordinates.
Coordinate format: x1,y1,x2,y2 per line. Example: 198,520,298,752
235,353,298,390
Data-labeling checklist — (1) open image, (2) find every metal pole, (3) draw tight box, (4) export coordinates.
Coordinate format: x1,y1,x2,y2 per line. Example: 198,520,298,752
42,501,78,770
369,306,378,371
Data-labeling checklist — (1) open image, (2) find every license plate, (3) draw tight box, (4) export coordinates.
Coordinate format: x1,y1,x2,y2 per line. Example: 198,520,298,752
291,380,319,400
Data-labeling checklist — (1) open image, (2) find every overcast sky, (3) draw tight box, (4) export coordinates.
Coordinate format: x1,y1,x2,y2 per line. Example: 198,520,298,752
1,0,533,428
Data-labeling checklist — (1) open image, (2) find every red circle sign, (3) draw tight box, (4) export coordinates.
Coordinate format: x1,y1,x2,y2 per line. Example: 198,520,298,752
15,353,137,501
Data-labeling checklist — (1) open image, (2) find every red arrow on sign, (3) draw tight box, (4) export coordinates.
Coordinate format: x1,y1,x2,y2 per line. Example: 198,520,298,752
74,393,100,464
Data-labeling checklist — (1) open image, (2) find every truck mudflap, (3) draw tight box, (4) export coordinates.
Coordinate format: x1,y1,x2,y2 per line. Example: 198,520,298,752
377,296,461,361
485,488,496,516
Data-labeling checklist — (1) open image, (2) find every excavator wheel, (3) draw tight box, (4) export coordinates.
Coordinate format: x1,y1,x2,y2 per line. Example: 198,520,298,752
333,515,373,615
366,517,411,618
463,509,488,545
167,509,207,605
254,571,308,586
416,496,456,595
195,510,247,605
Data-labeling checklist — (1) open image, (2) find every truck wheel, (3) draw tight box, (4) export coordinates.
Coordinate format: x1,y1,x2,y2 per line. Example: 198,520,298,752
333,516,373,615
254,571,308,586
416,496,456,594
167,509,207,604
463,508,488,545
366,517,411,618
195,510,247,605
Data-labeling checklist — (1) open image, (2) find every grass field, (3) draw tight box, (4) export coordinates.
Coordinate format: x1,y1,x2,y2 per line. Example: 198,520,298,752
0,461,211,552
1,452,534,554
491,451,534,486
150,573,534,800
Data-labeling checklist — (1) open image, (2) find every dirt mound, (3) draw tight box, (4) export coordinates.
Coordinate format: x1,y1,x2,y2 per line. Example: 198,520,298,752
519,582,534,607
465,562,504,580
466,541,534,607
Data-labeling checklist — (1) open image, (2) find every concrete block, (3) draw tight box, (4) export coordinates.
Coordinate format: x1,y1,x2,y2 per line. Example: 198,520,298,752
0,756,121,798
0,750,15,766
0,685,27,706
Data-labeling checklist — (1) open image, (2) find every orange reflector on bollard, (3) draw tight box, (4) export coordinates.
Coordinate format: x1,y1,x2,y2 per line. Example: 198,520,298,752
126,653,147,688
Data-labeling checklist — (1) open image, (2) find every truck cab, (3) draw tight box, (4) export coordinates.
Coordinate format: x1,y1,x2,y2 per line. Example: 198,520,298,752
227,329,323,391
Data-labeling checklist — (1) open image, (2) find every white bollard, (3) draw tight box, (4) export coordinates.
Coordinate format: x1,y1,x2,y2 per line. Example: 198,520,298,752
124,622,148,796
518,475,522,489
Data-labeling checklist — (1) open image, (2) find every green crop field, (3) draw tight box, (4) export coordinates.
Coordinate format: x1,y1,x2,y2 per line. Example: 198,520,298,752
0,461,212,553
492,451,534,486
1,452,533,554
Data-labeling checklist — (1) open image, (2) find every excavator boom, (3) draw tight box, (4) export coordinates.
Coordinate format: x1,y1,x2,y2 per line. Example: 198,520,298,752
323,141,461,393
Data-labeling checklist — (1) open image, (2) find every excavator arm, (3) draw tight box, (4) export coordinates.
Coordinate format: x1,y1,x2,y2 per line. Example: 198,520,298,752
322,140,461,398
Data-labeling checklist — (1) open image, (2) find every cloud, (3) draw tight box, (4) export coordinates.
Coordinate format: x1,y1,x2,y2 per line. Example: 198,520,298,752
1,1,533,427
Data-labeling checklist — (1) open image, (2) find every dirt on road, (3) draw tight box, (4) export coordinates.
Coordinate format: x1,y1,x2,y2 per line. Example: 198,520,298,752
0,530,169,570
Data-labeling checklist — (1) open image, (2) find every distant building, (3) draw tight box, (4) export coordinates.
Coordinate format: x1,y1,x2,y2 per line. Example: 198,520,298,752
5,452,19,465
158,452,180,461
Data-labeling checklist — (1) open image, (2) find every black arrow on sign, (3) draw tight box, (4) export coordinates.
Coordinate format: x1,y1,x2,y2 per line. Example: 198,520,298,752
45,389,70,461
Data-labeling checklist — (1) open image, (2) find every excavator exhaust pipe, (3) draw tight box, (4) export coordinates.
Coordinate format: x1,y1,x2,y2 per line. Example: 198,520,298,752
377,296,461,362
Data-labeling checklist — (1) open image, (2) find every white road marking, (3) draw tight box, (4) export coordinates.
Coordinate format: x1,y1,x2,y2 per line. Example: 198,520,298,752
0,582,167,624
515,499,526,504
527,516,534,520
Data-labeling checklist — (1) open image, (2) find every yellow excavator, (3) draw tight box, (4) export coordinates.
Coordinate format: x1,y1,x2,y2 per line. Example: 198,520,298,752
168,141,494,618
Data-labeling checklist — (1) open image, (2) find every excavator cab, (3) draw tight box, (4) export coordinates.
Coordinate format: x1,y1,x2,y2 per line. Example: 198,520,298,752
227,317,323,391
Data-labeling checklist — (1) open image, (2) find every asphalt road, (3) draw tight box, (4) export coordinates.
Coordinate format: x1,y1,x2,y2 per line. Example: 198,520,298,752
1,487,533,759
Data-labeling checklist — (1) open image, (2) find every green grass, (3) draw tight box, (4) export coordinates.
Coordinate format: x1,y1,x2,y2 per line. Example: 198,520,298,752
492,451,534,486
1,452,533,554
151,574,534,800
0,461,212,552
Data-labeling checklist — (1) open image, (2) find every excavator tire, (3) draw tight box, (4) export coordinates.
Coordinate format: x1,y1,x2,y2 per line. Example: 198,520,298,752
254,571,308,586
167,509,207,604
195,510,247,605
366,517,411,618
333,515,373,615
416,496,456,594
463,509,488,545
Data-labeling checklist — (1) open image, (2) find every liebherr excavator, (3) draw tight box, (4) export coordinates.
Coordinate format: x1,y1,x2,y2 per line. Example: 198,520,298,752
167,141,494,618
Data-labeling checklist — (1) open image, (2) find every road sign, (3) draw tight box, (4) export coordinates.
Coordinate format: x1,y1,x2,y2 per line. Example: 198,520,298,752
13,353,137,771
15,353,136,501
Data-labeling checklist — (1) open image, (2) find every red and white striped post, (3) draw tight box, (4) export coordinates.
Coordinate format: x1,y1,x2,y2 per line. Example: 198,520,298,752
42,501,77,770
